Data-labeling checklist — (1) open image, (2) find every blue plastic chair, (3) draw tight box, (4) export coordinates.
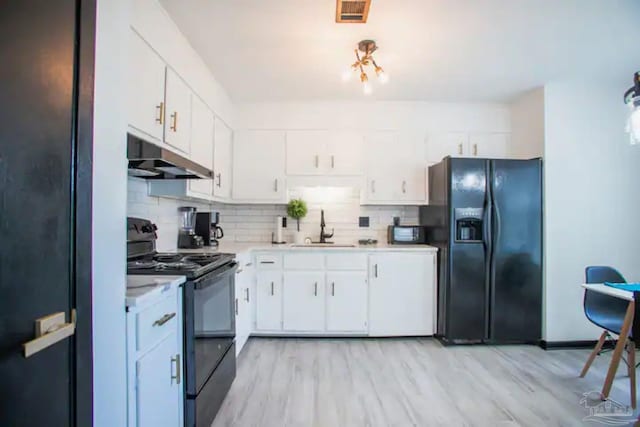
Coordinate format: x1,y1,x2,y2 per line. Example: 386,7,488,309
580,266,637,409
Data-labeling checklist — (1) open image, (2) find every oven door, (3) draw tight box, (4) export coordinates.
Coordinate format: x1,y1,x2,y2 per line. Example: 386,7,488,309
184,261,237,397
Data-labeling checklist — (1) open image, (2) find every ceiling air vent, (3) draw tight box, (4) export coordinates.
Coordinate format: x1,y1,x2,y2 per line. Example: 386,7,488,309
336,0,371,23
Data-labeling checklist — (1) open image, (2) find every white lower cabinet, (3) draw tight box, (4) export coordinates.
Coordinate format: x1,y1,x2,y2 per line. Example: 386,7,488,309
283,271,325,331
256,270,282,330
126,282,183,427
234,254,254,355
326,271,368,332
136,331,181,427
368,253,435,336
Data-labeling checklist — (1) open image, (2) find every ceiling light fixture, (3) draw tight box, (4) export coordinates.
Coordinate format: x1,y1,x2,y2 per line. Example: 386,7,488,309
342,40,388,95
624,72,640,145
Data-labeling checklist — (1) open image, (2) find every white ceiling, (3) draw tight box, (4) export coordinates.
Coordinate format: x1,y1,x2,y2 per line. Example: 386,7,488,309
159,0,640,103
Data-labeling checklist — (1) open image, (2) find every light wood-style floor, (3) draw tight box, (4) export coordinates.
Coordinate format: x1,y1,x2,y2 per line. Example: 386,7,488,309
212,338,637,427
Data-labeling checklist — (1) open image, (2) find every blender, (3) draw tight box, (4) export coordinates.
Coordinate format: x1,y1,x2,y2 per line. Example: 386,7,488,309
177,206,204,249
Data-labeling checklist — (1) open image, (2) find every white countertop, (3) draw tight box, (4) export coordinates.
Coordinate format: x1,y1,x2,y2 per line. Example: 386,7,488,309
180,241,438,256
126,275,186,308
581,283,634,301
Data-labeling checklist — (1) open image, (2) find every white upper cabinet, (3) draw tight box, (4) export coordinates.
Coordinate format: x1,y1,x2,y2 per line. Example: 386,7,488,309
233,130,286,203
164,68,192,155
286,130,328,175
326,131,364,175
286,130,364,176
427,132,468,163
364,131,426,204
213,118,233,200
188,96,214,198
469,133,509,158
428,132,509,162
128,29,166,142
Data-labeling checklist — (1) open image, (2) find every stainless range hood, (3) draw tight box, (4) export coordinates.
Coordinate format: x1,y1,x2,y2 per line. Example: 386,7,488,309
127,134,213,179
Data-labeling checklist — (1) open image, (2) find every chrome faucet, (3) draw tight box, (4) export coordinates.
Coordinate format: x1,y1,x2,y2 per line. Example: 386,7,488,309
319,209,334,243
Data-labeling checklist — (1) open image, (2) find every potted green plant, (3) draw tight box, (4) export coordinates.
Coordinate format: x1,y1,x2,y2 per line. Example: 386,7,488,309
287,198,308,244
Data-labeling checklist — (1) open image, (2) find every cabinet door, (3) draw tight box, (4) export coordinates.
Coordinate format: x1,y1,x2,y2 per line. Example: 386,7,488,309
326,271,368,332
286,130,328,175
326,131,364,175
398,132,426,202
282,271,325,331
256,271,282,330
233,130,286,202
136,332,180,427
369,253,434,336
213,118,233,199
364,131,400,201
469,133,509,159
128,30,166,142
188,96,214,198
427,132,469,163
164,68,192,154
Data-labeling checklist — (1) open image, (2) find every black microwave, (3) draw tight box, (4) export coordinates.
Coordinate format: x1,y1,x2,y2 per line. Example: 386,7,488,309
387,225,427,244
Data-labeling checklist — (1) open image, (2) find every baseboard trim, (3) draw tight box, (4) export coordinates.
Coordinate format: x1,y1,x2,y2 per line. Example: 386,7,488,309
539,340,616,350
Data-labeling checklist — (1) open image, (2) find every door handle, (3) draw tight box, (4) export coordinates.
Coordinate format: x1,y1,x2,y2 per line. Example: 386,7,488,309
274,179,278,192
155,102,164,124
314,282,318,296
170,111,178,132
245,288,250,302
171,354,181,384
235,298,239,315
153,312,176,327
216,173,222,187
402,180,407,193
23,310,76,358
458,143,463,155
271,281,274,295
473,143,478,156
374,264,378,278
315,155,319,168
331,155,335,169
331,282,335,296
371,180,376,193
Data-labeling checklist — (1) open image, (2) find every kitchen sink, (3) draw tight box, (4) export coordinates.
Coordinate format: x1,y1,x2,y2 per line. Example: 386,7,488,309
290,243,356,248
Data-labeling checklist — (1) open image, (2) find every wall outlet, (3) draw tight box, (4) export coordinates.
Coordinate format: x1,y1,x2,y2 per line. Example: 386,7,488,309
359,216,369,227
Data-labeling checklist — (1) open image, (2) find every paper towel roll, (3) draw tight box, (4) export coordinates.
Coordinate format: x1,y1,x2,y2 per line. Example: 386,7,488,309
275,216,284,243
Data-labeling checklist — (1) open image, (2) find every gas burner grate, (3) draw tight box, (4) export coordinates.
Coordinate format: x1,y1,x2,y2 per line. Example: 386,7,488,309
127,260,159,269
157,261,200,271
154,253,184,263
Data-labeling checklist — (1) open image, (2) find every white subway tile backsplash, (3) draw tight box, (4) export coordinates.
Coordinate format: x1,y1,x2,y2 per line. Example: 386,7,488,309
127,178,420,249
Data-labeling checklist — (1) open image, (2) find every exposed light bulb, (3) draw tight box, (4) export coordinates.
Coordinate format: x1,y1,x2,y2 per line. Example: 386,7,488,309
363,81,373,95
378,70,389,84
627,101,640,145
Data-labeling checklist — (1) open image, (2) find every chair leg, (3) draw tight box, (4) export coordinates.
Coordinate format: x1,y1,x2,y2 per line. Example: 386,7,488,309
581,331,608,377
629,340,637,409
602,301,635,399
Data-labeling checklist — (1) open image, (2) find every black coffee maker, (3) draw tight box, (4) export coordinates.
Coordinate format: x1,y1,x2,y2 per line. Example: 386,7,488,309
195,211,224,246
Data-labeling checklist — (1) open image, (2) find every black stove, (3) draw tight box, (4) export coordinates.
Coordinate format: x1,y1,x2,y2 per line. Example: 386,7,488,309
127,217,237,427
127,252,234,279
127,217,234,278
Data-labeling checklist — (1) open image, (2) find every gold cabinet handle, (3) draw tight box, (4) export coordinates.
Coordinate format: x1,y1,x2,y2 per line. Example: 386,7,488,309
23,310,76,358
473,143,478,156
171,354,181,384
458,143,463,155
153,312,176,327
156,101,164,124
170,111,178,132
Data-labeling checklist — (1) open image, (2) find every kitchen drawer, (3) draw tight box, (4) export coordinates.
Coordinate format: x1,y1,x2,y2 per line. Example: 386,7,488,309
283,253,325,270
255,253,282,270
326,253,368,270
136,295,178,352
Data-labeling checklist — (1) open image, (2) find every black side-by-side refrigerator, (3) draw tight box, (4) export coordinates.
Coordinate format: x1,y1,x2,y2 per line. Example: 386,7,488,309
420,157,542,344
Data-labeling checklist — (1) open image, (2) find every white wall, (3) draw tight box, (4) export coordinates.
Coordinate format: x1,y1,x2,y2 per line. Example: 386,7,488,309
93,0,129,425
543,78,640,342
510,88,544,159
131,0,235,127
